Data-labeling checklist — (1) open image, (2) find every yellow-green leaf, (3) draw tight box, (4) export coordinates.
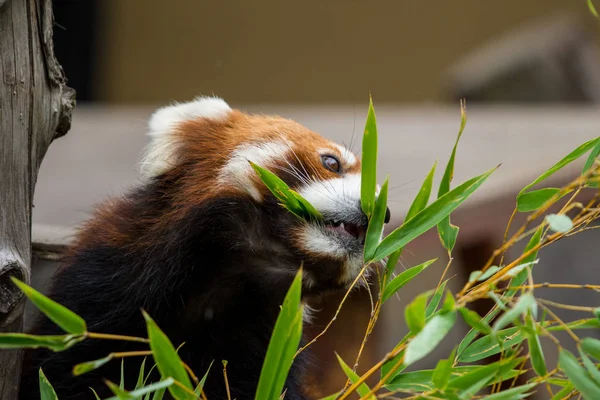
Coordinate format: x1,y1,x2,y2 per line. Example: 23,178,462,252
526,313,547,376
143,311,195,400
404,311,456,366
0,333,83,351
559,348,600,399
39,368,59,400
335,353,374,399
11,277,86,335
255,269,304,400
405,292,431,334
361,95,378,217
459,307,492,335
364,177,389,261
373,166,497,261
381,259,437,303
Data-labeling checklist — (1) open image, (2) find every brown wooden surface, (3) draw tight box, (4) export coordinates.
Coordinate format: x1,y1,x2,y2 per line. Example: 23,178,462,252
0,0,74,397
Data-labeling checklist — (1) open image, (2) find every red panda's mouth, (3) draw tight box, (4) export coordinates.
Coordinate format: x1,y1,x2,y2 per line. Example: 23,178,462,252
324,220,367,243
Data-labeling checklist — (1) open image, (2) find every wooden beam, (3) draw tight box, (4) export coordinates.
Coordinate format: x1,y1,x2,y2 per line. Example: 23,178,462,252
0,0,74,397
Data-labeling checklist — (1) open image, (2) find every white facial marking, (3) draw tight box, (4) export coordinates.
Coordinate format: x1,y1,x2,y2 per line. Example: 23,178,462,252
333,144,358,166
300,225,346,258
297,173,362,218
140,96,232,178
218,141,291,201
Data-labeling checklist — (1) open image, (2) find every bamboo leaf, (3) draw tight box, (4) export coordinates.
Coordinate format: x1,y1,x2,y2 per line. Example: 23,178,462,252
335,353,374,399
458,327,524,363
559,348,600,399
406,162,437,222
105,378,175,400
432,358,452,390
404,292,431,334
73,354,114,376
526,313,547,376
364,177,389,261
361,95,378,217
579,347,600,386
250,162,321,221
437,103,467,251
11,277,86,335
517,188,568,212
143,311,195,400
459,307,492,335
546,213,573,233
581,337,600,360
194,360,214,396
517,137,600,210
0,332,83,351
492,293,536,332
404,311,456,367
426,279,448,318
373,166,497,261
255,269,304,400
588,0,599,17
381,259,437,303
39,368,59,400
385,366,479,391
480,382,537,399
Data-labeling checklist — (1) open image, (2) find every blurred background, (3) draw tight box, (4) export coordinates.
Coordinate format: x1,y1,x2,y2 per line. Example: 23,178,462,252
29,1,600,398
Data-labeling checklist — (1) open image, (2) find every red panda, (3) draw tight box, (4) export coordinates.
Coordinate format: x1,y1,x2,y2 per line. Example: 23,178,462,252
19,97,391,400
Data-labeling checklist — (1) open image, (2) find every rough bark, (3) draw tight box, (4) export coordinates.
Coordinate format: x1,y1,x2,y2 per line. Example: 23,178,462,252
0,0,74,397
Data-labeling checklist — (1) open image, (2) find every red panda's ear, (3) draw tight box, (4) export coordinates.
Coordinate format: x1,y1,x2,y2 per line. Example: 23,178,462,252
139,96,232,178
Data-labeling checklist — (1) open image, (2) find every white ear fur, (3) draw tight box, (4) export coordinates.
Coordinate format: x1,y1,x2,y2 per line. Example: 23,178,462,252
140,96,232,178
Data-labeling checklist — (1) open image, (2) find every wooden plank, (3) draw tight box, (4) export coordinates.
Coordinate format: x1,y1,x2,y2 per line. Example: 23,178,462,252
0,0,74,397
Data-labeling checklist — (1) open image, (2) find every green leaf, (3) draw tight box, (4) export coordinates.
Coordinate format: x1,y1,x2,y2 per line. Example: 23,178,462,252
583,139,600,172
404,311,456,367
405,292,431,334
143,310,195,400
39,368,59,400
383,249,402,287
480,382,537,399
73,354,115,376
255,269,304,400
373,166,497,261
105,378,175,400
437,103,467,252
458,327,524,363
364,176,389,261
588,0,599,17
469,266,501,283
361,95,378,217
552,382,575,400
517,188,568,212
194,360,213,396
335,353,374,399
442,291,456,313
105,380,134,400
517,137,600,210
579,347,600,386
406,162,437,222
506,260,538,278
594,308,600,321
459,307,492,335
11,277,86,335
0,332,83,351
581,337,600,360
90,387,102,400
385,366,479,391
526,313,547,376
135,357,147,390
381,259,437,303
432,358,453,390
493,293,537,332
249,162,321,221
559,348,600,399
546,213,574,233
448,356,524,391
426,279,448,318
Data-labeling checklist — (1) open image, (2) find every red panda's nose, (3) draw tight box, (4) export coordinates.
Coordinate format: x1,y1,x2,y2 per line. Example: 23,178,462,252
385,207,391,224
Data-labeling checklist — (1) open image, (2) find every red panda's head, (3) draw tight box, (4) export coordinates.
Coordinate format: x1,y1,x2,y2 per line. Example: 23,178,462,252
138,97,390,295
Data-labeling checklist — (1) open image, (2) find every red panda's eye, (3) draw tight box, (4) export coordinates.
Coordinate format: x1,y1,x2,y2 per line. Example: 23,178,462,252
321,155,341,173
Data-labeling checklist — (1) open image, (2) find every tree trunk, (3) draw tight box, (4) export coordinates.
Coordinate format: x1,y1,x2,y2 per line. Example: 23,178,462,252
0,0,74,397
